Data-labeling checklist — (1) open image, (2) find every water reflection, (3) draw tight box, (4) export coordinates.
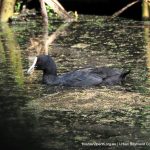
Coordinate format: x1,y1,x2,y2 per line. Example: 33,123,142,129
0,16,149,150
0,23,43,150
144,26,150,86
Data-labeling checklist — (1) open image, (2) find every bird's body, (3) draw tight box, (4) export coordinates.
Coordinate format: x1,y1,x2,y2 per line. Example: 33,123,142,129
43,68,103,86
27,55,130,87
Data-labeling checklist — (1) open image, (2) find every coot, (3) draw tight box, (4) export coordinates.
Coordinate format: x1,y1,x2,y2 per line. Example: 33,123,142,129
27,55,130,87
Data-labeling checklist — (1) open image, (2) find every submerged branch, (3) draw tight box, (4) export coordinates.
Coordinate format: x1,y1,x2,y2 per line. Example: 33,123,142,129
47,22,72,46
110,0,140,20
28,22,72,55
40,0,48,25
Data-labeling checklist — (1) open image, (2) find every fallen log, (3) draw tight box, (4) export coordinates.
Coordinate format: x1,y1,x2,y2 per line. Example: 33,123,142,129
43,0,74,21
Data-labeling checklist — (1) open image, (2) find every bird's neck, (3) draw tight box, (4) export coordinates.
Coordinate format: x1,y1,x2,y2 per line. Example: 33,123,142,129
42,73,59,85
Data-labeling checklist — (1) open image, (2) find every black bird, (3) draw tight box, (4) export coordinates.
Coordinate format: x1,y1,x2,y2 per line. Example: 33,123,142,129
27,55,130,87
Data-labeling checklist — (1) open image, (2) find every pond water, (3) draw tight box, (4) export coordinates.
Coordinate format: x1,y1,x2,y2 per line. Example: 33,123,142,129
0,15,150,150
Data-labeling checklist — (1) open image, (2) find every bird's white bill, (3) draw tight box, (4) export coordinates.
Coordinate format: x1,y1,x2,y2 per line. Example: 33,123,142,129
27,57,38,74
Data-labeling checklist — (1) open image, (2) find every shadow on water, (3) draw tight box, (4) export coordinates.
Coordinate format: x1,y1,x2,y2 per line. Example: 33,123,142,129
0,16,150,150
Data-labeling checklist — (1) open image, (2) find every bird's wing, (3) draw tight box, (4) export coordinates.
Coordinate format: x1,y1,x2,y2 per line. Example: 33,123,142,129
59,68,103,86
